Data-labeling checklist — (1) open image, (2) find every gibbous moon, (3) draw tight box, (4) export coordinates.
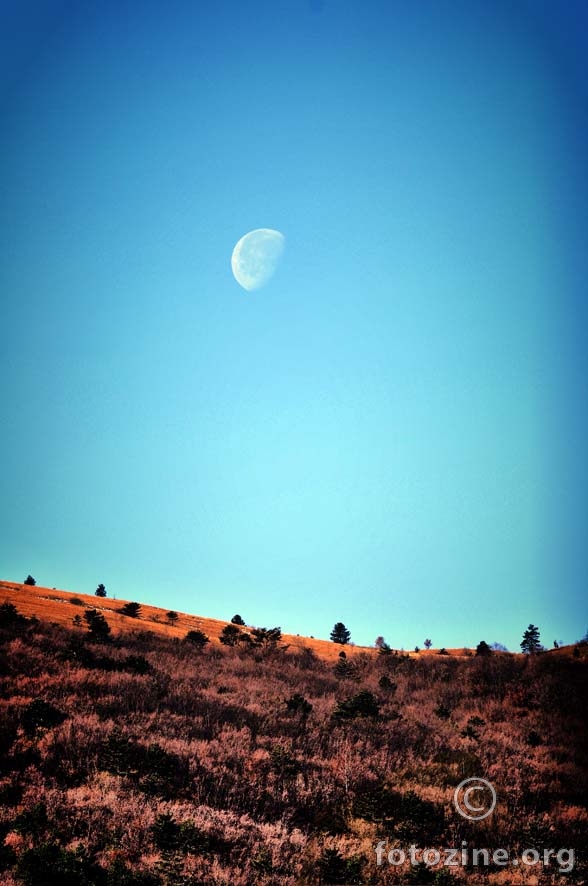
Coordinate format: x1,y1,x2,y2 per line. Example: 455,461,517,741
231,228,285,291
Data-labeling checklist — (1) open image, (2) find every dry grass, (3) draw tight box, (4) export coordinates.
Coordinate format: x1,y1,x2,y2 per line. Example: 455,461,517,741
2,580,580,663
0,580,373,661
0,582,586,885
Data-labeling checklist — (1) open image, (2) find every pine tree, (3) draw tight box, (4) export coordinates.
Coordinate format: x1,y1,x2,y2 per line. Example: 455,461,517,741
95,584,106,597
251,626,281,648
220,624,241,646
185,630,209,648
84,609,111,641
520,624,541,654
476,640,492,656
330,622,351,644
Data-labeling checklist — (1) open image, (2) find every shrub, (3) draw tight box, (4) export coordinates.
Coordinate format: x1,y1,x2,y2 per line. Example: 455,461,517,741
461,717,485,740
84,609,111,641
22,700,67,736
0,602,28,628
424,638,432,649
476,640,492,656
285,693,312,717
334,656,359,680
15,842,104,886
405,861,436,884
124,654,152,675
333,690,379,721
378,675,397,692
12,802,48,837
99,730,136,775
231,614,246,625
165,610,178,624
69,597,85,606
270,745,299,779
151,813,180,851
438,648,449,655
185,629,209,648
106,859,161,885
392,791,445,840
120,602,142,618
317,848,362,884
220,624,241,646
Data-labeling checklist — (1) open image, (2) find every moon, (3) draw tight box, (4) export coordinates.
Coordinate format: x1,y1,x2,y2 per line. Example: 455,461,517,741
231,228,285,291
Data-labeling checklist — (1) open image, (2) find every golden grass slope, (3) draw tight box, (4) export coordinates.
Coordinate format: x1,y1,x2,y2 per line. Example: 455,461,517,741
0,580,372,661
2,579,580,660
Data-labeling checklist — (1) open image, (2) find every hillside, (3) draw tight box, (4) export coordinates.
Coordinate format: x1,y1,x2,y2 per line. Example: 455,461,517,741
0,583,586,885
0,580,376,663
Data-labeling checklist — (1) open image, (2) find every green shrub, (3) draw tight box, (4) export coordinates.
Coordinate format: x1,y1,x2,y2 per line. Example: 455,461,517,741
185,629,209,648
285,693,312,716
84,609,111,641
0,602,28,629
317,848,362,884
15,842,104,886
123,654,152,675
220,624,241,646
333,690,379,721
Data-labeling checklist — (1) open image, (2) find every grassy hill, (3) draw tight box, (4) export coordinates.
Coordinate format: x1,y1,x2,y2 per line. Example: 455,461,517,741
0,580,376,662
0,580,586,885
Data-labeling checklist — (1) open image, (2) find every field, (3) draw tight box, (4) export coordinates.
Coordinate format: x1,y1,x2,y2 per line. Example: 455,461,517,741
0,580,586,885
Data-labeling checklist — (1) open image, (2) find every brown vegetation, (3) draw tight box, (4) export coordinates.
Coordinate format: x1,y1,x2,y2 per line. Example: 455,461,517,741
0,581,586,884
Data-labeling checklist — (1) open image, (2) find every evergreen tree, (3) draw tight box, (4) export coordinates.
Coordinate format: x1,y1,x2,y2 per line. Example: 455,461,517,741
330,622,351,644
84,608,111,640
220,624,241,646
24,575,36,586
520,624,541,654
476,640,492,656
251,626,281,648
231,614,246,625
334,654,359,680
185,630,209,648
95,584,106,597
120,601,141,618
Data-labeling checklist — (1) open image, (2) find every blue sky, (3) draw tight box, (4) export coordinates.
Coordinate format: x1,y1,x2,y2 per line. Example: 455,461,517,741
1,0,587,651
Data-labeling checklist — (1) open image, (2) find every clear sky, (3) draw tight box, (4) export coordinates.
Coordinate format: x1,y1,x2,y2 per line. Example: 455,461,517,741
1,0,587,651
